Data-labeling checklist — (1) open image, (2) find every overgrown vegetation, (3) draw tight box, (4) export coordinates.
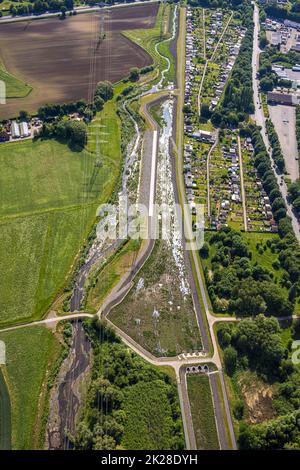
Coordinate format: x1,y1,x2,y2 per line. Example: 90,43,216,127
217,316,300,449
109,240,202,357
71,319,185,450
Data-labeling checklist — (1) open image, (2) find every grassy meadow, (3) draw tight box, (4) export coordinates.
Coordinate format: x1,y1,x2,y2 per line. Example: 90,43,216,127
0,66,32,99
0,326,62,449
0,100,121,326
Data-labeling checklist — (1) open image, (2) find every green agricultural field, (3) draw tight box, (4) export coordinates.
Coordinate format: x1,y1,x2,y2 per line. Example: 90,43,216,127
0,139,110,218
0,326,62,449
187,374,219,450
0,207,95,325
0,100,121,326
0,64,32,99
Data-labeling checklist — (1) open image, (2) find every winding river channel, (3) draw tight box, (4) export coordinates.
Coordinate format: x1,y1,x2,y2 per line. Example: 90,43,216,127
45,6,178,449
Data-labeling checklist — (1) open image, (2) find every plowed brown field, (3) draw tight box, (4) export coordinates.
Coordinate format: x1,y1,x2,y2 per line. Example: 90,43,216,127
0,3,158,118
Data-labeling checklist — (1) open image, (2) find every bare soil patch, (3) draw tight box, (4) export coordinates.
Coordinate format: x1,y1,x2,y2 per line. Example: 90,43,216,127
238,372,275,424
0,3,158,118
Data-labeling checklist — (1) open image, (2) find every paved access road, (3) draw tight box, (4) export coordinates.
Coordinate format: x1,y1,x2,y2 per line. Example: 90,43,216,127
0,0,160,24
252,3,300,242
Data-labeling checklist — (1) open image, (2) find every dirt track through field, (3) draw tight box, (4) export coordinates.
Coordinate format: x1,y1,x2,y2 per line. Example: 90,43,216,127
0,3,159,118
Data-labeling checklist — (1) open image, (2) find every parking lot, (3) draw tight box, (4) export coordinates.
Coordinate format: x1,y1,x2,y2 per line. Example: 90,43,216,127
268,104,299,181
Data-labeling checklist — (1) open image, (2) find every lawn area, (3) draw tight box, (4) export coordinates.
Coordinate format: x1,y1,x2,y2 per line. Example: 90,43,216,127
187,374,219,450
0,100,122,326
85,239,141,313
0,64,32,99
0,326,62,449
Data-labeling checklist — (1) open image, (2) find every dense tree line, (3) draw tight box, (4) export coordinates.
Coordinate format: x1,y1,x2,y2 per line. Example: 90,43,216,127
288,179,300,216
211,25,254,128
70,318,184,450
39,81,113,147
296,105,300,155
289,106,300,215
218,315,291,378
9,0,74,16
264,0,300,25
265,118,285,173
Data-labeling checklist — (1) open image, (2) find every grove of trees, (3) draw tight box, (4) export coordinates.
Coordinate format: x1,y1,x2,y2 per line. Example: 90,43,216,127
71,319,185,450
